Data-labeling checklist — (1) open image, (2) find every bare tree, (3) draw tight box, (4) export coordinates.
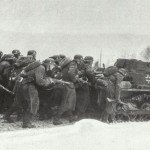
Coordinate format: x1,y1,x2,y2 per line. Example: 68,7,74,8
141,46,150,61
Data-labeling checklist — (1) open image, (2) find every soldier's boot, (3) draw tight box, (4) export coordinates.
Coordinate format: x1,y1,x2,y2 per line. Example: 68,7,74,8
22,112,35,128
101,111,109,123
53,112,63,125
67,110,78,123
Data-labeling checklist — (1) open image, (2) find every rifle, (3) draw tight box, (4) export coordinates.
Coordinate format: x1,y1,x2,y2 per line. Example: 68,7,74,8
54,79,70,85
78,78,88,84
0,84,14,95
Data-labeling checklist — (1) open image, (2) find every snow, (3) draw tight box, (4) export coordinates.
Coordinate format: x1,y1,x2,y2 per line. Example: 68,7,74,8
0,119,150,150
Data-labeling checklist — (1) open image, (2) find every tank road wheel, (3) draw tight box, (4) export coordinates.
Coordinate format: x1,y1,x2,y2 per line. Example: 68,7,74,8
141,103,150,111
139,114,150,121
115,113,129,122
137,115,145,122
128,114,138,122
140,103,150,121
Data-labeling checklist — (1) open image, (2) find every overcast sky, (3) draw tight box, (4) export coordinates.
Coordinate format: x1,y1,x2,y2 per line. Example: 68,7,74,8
1,0,150,65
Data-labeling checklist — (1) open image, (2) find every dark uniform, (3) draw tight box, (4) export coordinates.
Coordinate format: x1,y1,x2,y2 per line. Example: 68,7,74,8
73,55,90,117
100,67,127,122
53,57,77,124
60,58,77,111
10,60,56,128
84,56,98,113
38,58,59,120
4,56,35,121
0,54,16,112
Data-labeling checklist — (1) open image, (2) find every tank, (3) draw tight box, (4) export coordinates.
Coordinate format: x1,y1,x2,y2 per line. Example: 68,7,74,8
107,59,150,122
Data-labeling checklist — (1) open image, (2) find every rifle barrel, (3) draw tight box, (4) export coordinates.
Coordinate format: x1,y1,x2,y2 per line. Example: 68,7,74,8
0,84,14,95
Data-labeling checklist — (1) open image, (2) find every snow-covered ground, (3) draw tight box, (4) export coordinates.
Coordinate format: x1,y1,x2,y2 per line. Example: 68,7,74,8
0,119,150,150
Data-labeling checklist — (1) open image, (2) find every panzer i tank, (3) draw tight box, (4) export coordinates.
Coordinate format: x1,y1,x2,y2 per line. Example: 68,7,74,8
112,59,150,121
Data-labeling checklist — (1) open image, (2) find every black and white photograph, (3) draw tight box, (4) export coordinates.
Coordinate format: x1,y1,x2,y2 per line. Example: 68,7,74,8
0,0,150,150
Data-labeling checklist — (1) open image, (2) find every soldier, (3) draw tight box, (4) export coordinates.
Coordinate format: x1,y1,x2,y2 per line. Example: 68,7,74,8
74,54,84,71
0,54,15,87
59,54,66,61
12,50,21,59
50,54,66,66
38,58,59,120
115,68,128,99
49,55,60,65
73,55,90,117
27,50,37,60
100,66,127,122
73,54,85,79
53,57,78,125
84,56,95,84
0,54,16,112
6,57,62,128
84,56,99,113
3,56,35,122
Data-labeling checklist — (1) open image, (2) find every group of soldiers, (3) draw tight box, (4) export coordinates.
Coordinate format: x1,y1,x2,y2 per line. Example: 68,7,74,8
0,49,128,128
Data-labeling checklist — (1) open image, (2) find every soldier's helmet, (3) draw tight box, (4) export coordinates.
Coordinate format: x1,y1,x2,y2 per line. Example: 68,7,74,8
84,56,94,62
59,57,72,69
12,49,21,55
50,55,59,60
103,66,118,77
74,54,83,60
59,54,66,60
43,58,55,64
27,50,37,60
27,50,36,56
1,54,16,62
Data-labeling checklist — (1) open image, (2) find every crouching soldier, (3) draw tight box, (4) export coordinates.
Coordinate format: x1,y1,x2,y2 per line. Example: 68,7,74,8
100,67,127,122
84,56,98,112
53,57,78,125
3,56,35,122
73,55,90,117
5,57,62,128
38,58,61,120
